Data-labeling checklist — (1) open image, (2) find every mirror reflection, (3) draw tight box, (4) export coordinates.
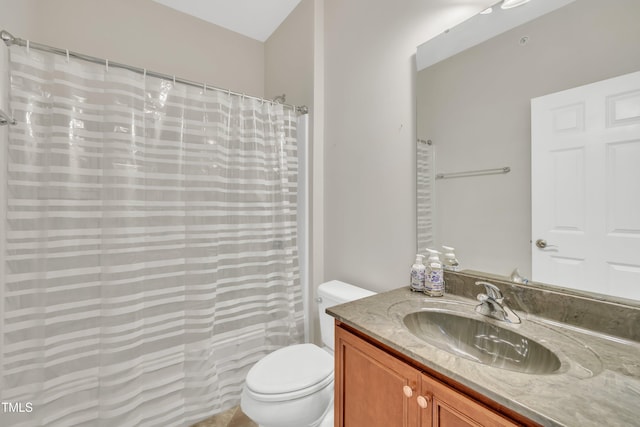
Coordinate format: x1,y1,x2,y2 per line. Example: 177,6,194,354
416,0,640,300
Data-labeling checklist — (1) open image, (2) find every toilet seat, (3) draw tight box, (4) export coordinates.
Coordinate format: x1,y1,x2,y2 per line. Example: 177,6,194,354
245,343,334,402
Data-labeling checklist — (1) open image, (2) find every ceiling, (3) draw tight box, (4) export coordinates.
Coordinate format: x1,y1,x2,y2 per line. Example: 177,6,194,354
151,0,302,42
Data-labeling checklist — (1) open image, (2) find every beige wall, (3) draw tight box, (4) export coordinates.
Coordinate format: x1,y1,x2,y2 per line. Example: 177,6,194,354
0,0,36,38
0,0,264,95
417,0,640,279
265,0,314,107
322,0,494,293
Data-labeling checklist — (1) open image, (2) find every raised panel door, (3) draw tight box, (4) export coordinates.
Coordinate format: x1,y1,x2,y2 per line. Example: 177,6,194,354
335,326,425,427
531,70,640,299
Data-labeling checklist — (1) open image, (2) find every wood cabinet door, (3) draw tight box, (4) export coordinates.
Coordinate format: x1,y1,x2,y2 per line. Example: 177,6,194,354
422,373,520,427
335,326,424,427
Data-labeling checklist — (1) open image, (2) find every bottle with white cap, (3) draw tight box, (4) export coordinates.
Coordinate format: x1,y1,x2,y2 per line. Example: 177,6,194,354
424,249,444,297
410,254,426,292
441,246,460,272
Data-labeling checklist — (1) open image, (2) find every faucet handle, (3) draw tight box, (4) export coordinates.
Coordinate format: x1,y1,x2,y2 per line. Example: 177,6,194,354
476,293,489,303
475,281,503,302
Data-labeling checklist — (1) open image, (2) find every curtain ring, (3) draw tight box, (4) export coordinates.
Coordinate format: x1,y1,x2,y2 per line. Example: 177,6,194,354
65,49,70,63
143,68,146,79
26,40,30,54
203,83,207,93
105,59,109,72
173,75,176,86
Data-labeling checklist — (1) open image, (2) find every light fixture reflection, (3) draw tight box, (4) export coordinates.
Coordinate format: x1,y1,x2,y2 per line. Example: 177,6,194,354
501,0,531,9
480,7,493,15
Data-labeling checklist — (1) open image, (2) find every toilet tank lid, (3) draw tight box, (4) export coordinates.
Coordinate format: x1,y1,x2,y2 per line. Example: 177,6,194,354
245,344,333,396
318,280,376,303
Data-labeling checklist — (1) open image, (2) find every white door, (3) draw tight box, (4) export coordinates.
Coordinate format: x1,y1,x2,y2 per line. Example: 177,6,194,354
531,70,640,300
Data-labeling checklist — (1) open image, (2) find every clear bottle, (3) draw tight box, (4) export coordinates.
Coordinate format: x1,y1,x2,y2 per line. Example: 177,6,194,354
410,254,426,292
424,249,444,297
441,246,460,272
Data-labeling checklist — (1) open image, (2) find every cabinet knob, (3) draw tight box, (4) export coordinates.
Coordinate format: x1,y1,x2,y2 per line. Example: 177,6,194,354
417,395,429,409
402,385,413,398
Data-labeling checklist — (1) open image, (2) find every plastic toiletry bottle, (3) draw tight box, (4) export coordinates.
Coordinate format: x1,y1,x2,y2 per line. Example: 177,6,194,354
410,254,426,292
424,249,444,297
442,246,460,272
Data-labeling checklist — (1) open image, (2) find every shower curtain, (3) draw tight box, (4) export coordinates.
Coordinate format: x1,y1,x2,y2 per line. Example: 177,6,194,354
0,43,304,427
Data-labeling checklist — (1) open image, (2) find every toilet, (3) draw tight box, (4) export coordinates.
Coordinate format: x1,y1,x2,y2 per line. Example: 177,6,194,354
240,280,376,427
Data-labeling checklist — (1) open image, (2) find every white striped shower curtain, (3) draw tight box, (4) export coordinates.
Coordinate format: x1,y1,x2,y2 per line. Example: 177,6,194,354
0,44,304,426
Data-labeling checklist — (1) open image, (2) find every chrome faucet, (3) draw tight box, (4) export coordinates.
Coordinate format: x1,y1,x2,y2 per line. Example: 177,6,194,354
474,281,521,324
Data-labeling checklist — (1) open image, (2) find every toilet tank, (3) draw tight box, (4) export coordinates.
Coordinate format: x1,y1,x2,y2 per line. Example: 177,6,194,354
317,280,376,351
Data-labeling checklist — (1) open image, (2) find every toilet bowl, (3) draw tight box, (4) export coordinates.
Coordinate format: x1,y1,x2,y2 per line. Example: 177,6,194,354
240,343,334,427
240,280,375,427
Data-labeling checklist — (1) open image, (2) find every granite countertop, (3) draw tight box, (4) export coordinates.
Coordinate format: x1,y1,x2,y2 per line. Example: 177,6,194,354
327,286,640,427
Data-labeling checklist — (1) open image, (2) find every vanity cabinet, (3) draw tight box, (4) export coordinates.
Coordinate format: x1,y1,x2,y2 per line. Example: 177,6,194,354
334,324,524,427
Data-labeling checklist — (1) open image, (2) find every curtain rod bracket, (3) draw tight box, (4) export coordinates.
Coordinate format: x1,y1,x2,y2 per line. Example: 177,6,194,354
1,30,16,46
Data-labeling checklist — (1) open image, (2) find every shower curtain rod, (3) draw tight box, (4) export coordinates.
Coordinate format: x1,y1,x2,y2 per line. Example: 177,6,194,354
0,30,308,116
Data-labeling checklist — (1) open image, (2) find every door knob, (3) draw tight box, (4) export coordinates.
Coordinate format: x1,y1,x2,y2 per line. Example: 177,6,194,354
535,239,557,249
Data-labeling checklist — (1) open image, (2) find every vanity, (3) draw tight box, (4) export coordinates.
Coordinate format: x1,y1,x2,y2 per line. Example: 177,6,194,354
327,271,640,426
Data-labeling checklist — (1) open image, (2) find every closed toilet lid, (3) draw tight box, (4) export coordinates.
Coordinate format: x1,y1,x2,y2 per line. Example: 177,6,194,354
246,344,333,397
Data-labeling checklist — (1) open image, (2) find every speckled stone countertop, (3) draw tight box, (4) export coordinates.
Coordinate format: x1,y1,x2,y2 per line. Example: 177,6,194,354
327,272,640,427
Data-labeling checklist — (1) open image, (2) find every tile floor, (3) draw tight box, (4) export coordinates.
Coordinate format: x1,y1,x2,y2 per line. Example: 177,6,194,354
190,406,257,427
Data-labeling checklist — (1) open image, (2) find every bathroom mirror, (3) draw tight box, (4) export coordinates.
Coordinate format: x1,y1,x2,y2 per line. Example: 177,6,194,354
416,0,640,301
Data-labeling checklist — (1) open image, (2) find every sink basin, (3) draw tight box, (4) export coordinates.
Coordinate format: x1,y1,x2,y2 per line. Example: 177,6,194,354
403,310,561,375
